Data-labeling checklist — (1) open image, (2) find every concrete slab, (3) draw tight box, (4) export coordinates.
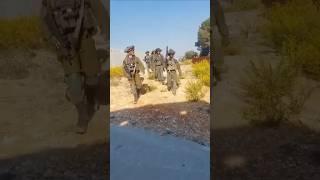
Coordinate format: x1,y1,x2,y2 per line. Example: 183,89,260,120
110,126,210,180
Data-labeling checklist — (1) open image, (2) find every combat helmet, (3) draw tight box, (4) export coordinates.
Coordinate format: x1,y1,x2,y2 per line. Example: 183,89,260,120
145,51,150,54
155,48,162,52
124,45,135,53
168,49,175,55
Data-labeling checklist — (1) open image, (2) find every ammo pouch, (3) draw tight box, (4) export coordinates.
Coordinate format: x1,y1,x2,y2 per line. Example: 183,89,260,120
167,61,176,71
128,63,136,74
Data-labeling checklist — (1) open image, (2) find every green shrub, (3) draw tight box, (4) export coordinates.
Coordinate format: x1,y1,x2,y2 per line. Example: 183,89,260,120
263,0,320,80
185,80,205,102
0,16,46,49
185,50,198,59
240,60,311,126
192,60,210,86
110,66,124,78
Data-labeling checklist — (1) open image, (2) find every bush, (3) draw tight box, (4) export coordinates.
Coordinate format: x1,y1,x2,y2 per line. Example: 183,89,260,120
240,60,311,126
192,60,210,86
185,50,198,59
263,0,320,80
110,66,124,78
0,16,46,49
185,80,205,102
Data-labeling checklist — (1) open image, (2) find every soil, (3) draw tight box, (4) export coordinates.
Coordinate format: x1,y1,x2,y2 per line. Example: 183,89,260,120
213,4,320,179
0,49,109,180
110,64,210,145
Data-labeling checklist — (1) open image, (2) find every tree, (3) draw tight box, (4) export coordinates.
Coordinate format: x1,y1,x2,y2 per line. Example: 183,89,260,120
185,50,198,59
197,18,210,49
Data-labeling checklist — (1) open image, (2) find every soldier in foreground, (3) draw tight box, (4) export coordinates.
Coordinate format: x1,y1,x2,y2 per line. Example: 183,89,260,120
165,49,182,95
144,51,151,77
122,46,145,104
212,0,230,85
153,48,165,84
41,0,108,134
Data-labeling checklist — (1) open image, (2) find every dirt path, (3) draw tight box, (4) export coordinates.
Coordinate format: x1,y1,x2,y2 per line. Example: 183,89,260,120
110,64,210,144
213,6,320,179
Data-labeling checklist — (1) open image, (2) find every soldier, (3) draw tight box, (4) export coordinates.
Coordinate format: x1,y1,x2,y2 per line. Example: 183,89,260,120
153,48,165,84
165,49,182,95
144,51,151,76
122,46,145,104
41,0,108,134
212,0,230,85
150,50,156,77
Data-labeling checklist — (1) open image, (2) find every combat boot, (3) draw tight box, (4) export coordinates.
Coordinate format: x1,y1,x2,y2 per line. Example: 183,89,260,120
133,92,139,104
75,102,90,134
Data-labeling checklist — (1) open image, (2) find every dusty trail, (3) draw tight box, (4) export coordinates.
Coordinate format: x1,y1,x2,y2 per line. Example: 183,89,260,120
110,64,210,144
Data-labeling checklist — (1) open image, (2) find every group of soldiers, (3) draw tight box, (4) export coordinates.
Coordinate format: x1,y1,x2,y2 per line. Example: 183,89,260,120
39,0,229,134
122,46,182,104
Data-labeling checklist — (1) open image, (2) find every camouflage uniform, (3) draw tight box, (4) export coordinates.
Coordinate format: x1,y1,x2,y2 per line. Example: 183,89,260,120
211,0,229,85
122,46,145,104
41,0,108,134
154,48,165,83
165,49,182,95
150,50,156,77
144,51,151,76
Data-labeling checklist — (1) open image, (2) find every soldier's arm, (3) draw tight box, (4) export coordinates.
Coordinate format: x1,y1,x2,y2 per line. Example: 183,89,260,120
40,0,63,48
136,57,145,74
88,0,108,40
161,55,167,70
122,60,131,79
175,59,182,76
213,0,229,38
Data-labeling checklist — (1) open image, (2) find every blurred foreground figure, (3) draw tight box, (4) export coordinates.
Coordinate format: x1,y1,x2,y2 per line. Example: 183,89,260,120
211,0,230,85
41,0,108,134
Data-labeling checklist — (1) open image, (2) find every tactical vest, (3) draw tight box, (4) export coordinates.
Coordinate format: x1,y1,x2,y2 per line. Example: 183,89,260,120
144,55,150,64
154,55,162,66
167,59,176,71
48,0,97,37
125,57,137,73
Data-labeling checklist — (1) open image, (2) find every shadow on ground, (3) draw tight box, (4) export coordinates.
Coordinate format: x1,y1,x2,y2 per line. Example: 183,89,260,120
211,123,320,179
0,141,109,180
110,100,210,144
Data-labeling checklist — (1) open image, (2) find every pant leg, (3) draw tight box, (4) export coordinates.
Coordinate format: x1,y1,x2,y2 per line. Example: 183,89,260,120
167,71,172,89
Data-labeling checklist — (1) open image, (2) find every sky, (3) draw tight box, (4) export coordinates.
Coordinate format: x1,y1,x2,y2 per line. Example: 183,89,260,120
110,0,210,58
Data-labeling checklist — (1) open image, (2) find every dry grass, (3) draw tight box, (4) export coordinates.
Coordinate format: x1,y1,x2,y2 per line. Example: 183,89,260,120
0,16,46,49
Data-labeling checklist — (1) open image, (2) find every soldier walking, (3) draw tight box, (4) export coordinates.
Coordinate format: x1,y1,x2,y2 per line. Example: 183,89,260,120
165,49,182,95
41,0,107,134
153,48,165,84
150,50,156,78
144,51,151,77
122,46,145,104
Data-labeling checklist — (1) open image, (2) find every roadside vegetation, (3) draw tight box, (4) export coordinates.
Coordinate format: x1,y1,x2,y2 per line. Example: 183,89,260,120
0,16,46,49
